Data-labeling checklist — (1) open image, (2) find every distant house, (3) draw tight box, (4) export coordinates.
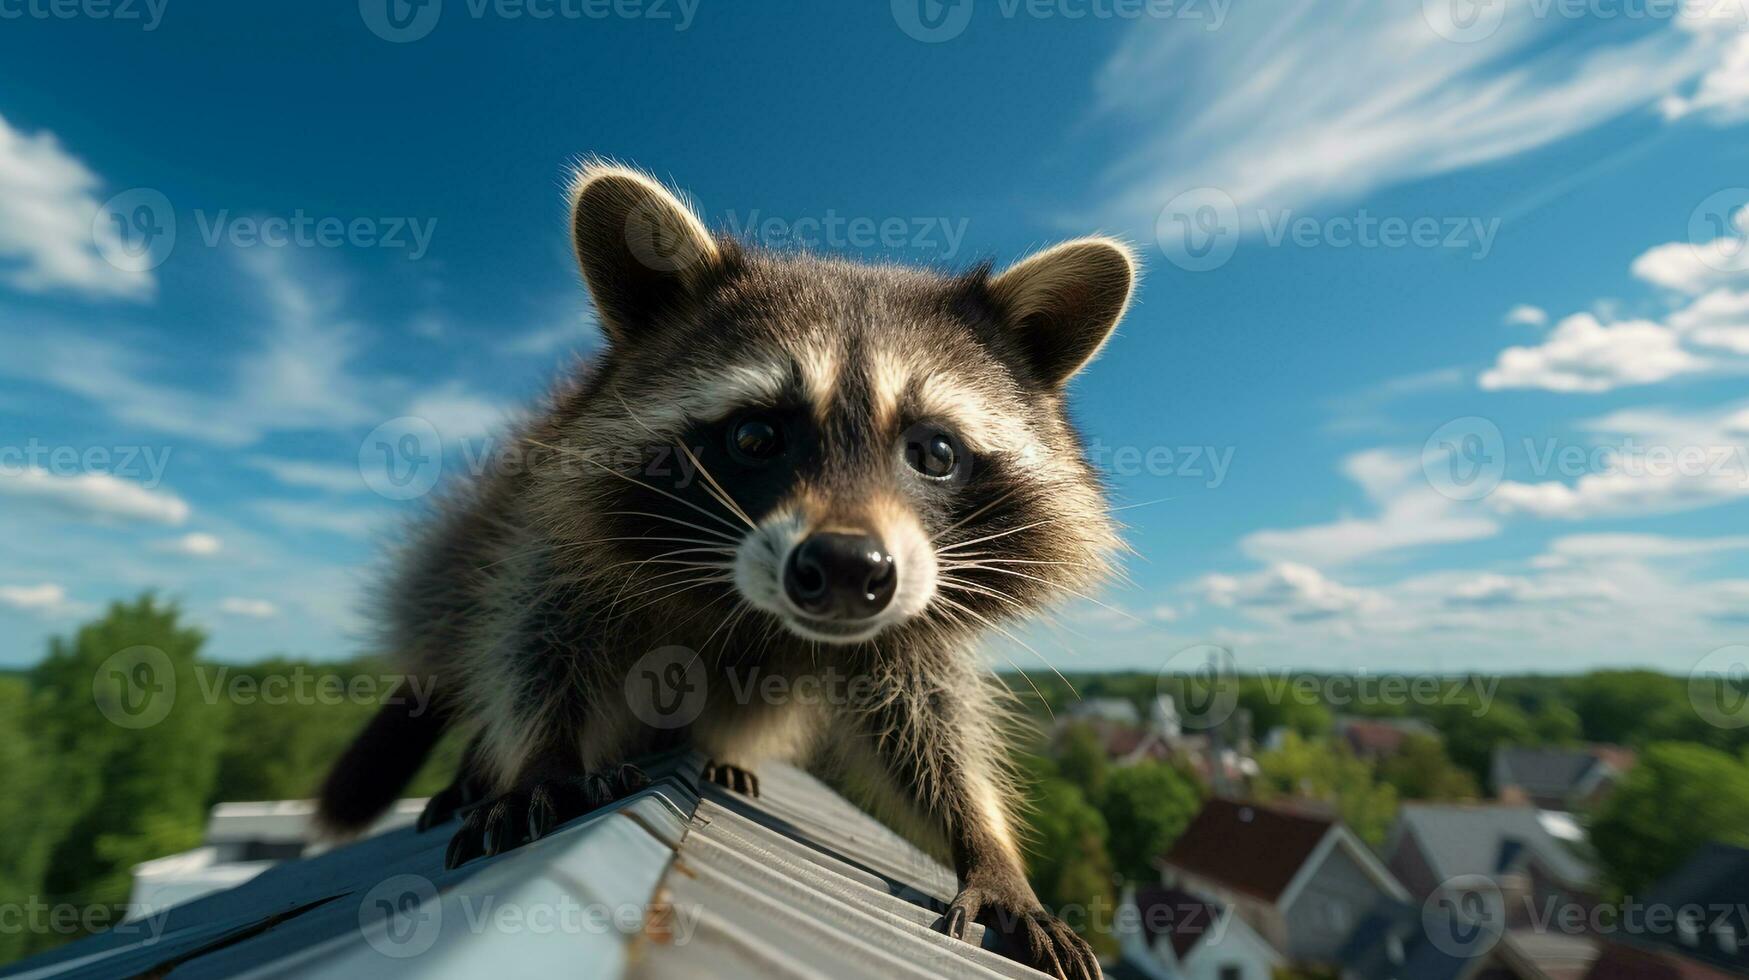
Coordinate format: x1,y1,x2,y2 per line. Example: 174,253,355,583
1067,696,1143,726
1584,842,1749,979
1386,804,1604,980
1337,898,1489,980
1118,884,1284,980
1386,803,1598,908
1158,798,1409,968
1490,745,1634,811
1334,715,1436,761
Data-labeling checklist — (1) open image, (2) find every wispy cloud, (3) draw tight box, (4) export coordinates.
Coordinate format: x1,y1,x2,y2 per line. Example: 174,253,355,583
1241,449,1499,566
0,467,188,525
0,583,81,617
1089,0,1724,224
0,112,154,300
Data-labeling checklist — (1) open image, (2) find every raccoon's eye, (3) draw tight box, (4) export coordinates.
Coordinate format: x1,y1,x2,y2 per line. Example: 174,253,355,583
728,413,785,464
904,429,962,481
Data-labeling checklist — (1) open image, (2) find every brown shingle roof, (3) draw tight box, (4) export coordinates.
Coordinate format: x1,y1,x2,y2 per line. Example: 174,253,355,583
1159,797,1334,902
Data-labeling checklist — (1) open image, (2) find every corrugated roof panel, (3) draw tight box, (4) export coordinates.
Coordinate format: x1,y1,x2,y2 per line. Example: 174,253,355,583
1,754,1055,980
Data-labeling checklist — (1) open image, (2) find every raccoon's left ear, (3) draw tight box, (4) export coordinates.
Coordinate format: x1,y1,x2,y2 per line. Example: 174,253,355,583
987,237,1137,387
568,161,722,345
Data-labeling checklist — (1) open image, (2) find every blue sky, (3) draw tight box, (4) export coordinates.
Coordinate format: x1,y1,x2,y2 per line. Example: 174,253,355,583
2,0,1748,674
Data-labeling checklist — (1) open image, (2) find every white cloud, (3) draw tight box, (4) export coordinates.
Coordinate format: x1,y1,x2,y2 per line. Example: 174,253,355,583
507,308,602,356
1444,572,1618,607
1089,0,1717,223
1504,304,1548,327
252,499,385,538
1661,13,1749,122
1544,532,1749,561
1198,562,1383,622
2,250,384,447
1478,313,1708,392
1631,203,1749,294
0,112,153,300
219,597,279,619
1668,288,1749,353
0,583,78,616
0,467,188,525
156,532,223,557
1241,449,1498,566
1488,401,1749,518
245,456,365,494
406,383,510,442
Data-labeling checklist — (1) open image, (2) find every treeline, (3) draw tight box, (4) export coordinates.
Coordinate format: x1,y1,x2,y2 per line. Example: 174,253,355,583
0,596,465,962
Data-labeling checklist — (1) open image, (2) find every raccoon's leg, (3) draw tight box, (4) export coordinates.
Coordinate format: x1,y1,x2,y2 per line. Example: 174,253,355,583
840,666,1100,980
702,760,760,798
416,732,491,832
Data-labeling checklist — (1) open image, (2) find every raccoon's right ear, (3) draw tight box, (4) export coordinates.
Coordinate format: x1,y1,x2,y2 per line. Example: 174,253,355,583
568,162,722,344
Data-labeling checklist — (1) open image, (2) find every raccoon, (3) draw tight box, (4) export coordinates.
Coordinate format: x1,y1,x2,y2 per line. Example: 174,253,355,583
317,162,1135,980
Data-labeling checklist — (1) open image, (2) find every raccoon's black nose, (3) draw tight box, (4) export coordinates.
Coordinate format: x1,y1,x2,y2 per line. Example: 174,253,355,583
784,533,896,620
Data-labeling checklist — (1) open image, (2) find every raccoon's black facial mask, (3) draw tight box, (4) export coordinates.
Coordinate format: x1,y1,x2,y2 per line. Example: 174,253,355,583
562,163,1134,648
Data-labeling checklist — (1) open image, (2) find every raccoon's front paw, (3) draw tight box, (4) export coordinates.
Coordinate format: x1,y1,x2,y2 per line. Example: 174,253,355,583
943,884,1101,980
443,764,650,869
702,760,759,797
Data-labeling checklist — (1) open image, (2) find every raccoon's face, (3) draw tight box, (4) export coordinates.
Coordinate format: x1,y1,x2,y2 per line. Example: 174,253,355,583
537,165,1134,651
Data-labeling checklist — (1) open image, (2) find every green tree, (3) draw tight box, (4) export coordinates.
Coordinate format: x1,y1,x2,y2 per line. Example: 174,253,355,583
1430,694,1532,786
1099,762,1202,882
30,596,228,938
1053,723,1110,803
1377,734,1479,802
1020,775,1117,958
1589,742,1749,896
0,680,56,963
1529,702,1583,745
1574,671,1685,746
1254,733,1398,847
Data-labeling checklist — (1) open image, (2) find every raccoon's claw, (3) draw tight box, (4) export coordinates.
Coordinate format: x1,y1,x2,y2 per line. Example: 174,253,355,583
442,765,650,870
943,887,1101,980
703,761,759,798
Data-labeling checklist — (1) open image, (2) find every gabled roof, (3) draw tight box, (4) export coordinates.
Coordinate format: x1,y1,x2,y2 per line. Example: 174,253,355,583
0,754,1050,980
1394,803,1596,889
1630,842,1749,974
1131,885,1221,961
1159,798,1333,902
1491,745,1631,803
1337,899,1484,980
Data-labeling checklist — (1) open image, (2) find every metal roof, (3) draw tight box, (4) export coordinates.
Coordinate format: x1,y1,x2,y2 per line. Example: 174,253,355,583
1394,803,1597,889
1,752,1049,979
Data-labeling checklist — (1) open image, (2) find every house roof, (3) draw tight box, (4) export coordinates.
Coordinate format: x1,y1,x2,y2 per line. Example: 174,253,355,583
1631,842,1749,974
0,753,1051,980
1394,803,1596,889
1585,940,1741,980
1159,798,1333,903
1131,885,1221,961
1491,745,1632,803
1336,898,1484,980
